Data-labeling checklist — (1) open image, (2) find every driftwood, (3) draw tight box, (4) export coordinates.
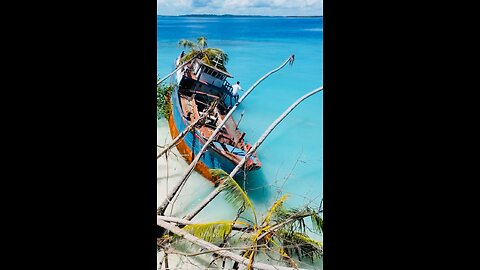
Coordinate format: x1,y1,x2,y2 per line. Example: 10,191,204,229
183,86,324,220
157,219,308,270
158,55,296,216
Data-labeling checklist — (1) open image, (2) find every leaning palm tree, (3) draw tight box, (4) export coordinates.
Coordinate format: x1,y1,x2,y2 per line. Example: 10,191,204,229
178,36,229,71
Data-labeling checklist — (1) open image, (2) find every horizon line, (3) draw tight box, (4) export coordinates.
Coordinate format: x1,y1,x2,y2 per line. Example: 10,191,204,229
157,14,323,17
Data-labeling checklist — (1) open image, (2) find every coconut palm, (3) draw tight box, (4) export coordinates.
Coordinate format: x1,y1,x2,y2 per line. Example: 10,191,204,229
178,36,229,71
158,189,322,269
173,170,322,269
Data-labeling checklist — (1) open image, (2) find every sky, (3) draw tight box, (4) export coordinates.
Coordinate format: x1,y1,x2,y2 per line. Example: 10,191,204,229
157,0,323,16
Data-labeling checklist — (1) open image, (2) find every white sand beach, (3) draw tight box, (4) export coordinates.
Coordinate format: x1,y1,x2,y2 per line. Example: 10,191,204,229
157,118,241,269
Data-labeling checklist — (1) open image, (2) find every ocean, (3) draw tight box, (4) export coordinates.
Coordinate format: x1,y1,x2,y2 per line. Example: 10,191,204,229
157,16,323,264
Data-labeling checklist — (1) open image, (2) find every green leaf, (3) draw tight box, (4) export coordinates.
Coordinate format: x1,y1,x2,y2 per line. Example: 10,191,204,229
310,211,323,234
262,194,288,227
182,221,235,243
279,231,323,262
176,37,229,72
157,83,175,119
210,169,258,226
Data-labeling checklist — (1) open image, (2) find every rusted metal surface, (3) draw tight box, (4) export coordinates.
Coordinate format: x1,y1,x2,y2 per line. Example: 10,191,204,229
167,103,214,182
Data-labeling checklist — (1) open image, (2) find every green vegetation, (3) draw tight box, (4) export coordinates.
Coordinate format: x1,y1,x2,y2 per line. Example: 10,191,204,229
158,168,323,269
157,83,175,119
212,169,258,226
178,36,229,71
183,169,323,268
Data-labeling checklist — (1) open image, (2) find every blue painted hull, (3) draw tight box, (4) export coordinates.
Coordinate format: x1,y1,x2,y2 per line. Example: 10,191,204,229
171,85,238,175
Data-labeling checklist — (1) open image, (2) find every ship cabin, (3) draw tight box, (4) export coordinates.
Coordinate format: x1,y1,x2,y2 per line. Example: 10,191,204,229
179,59,235,111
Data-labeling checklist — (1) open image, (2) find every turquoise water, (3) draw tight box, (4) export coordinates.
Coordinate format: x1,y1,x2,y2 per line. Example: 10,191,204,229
158,16,323,213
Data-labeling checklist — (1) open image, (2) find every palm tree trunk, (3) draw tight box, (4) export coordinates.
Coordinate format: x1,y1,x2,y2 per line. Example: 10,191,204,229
157,219,308,270
157,55,296,216
157,215,251,231
183,86,323,220
157,53,200,85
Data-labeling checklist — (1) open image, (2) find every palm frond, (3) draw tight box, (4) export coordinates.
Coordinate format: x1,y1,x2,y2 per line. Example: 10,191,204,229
181,50,198,62
211,169,258,226
270,239,299,268
197,36,208,49
201,54,212,66
205,48,229,63
182,221,241,243
292,233,323,248
262,194,288,227
280,231,323,262
204,48,229,71
272,206,307,234
272,206,299,223
178,39,196,49
211,168,230,183
176,37,229,71
310,211,323,234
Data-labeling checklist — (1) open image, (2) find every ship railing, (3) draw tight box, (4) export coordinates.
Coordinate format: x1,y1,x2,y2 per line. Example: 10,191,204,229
223,80,233,93
221,80,235,107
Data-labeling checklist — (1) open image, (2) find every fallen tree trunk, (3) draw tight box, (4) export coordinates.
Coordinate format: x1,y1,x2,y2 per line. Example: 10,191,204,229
158,55,296,216
157,219,307,270
157,215,251,231
183,86,324,220
157,56,197,85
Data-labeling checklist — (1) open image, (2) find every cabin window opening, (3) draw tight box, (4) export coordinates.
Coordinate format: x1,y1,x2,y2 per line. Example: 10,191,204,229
195,95,211,113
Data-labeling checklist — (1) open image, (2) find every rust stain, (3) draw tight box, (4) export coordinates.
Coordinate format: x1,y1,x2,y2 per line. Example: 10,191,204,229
168,103,214,183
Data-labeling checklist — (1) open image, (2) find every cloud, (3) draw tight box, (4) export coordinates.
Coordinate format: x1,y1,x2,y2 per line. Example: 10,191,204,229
157,0,323,15
192,0,214,8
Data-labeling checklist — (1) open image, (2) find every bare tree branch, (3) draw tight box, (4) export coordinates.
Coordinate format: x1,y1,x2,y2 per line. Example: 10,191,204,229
157,219,308,270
